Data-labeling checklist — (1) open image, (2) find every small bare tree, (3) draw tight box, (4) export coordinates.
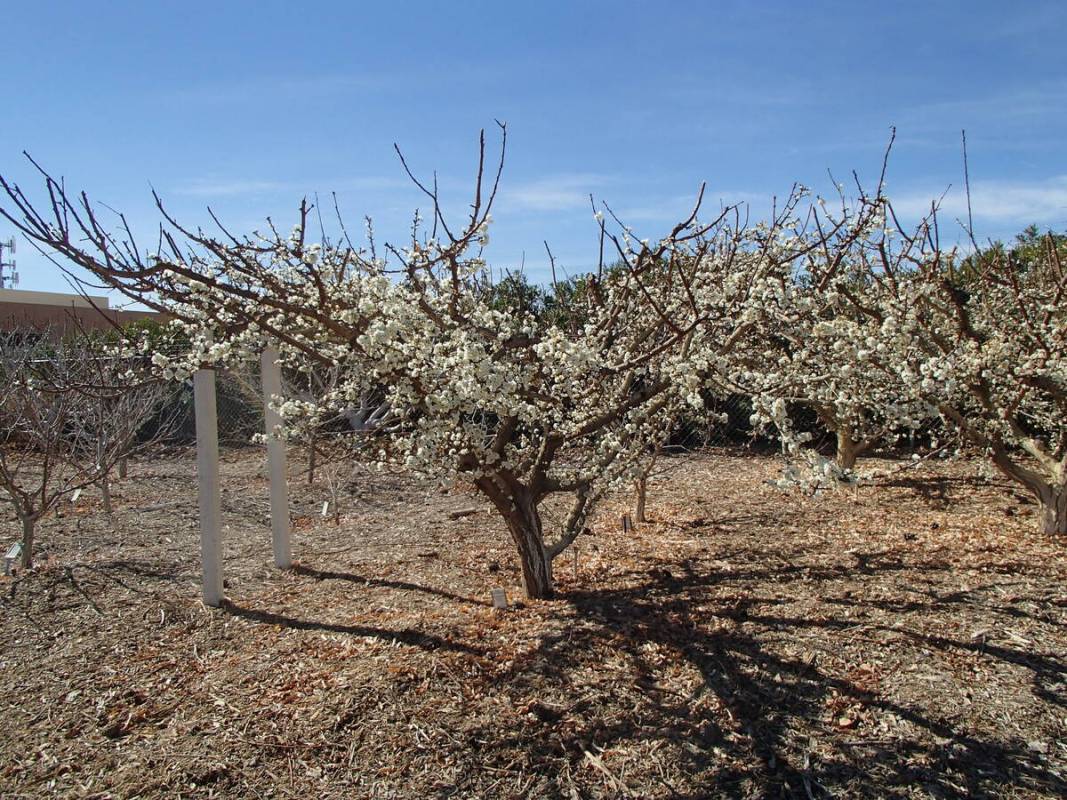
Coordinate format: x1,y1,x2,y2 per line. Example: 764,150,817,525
0,332,174,568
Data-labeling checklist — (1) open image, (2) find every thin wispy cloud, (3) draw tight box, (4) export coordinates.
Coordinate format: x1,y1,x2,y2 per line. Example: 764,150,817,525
890,176,1067,226
174,175,408,198
174,179,290,197
898,83,1067,135
500,174,611,212
610,188,756,224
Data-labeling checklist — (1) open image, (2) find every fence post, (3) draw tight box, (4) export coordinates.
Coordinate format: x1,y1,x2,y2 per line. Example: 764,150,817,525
261,345,292,569
193,366,223,606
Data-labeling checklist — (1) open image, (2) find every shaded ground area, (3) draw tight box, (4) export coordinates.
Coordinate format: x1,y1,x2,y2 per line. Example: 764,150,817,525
0,449,1064,798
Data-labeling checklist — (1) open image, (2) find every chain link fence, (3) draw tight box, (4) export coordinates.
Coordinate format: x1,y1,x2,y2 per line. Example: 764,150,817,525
149,365,265,447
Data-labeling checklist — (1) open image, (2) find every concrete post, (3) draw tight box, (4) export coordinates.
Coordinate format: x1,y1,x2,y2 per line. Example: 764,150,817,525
261,346,292,569
193,366,223,606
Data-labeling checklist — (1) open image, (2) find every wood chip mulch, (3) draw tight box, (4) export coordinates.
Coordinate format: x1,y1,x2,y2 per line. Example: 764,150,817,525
0,449,1064,798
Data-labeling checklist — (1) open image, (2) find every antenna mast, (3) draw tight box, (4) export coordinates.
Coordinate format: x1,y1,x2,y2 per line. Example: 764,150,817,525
0,237,17,289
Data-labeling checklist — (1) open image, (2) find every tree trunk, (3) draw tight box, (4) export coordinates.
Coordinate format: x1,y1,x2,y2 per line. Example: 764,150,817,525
118,457,128,479
307,436,318,485
635,476,647,523
100,473,112,515
835,428,860,471
989,446,1066,536
20,516,34,570
505,494,554,599
1039,484,1066,535
474,476,555,600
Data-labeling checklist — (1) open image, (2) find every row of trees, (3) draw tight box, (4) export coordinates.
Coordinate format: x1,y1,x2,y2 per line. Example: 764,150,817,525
0,331,175,568
0,128,1063,597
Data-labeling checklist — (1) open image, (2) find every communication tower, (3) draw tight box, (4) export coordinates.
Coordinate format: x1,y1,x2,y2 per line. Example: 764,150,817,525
0,237,17,289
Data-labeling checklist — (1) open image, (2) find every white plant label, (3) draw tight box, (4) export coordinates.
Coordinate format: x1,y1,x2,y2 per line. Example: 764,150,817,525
490,587,507,609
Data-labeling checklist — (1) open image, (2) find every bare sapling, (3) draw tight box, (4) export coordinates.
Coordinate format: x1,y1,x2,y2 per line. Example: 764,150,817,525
0,331,174,567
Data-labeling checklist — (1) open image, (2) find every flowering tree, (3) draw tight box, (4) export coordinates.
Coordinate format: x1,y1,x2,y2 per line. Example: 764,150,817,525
756,180,1067,532
685,169,935,491
276,360,392,484
0,130,786,598
2,129,1006,592
867,221,1067,534
737,196,935,478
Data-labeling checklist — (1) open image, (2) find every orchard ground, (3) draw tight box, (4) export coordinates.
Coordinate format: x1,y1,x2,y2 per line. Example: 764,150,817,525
0,448,1064,799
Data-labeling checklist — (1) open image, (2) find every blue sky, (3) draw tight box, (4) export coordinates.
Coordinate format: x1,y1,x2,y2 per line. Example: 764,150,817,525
2,1,1066,299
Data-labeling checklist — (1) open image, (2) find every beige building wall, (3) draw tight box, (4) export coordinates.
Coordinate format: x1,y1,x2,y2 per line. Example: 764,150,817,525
0,289,160,336
0,288,109,309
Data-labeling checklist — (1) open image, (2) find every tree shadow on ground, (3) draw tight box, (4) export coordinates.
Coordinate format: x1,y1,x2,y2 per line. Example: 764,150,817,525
472,557,1065,799
220,598,484,655
293,564,490,607
77,559,189,585
876,472,1016,509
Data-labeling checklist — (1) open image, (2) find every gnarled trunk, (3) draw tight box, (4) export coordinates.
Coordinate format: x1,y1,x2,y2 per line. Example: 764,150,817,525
989,446,1066,536
475,474,557,600
504,493,554,599
835,427,861,471
1039,484,1066,535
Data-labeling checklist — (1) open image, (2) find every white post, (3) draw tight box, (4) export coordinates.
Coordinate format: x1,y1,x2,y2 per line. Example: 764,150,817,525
194,366,224,606
261,346,292,569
